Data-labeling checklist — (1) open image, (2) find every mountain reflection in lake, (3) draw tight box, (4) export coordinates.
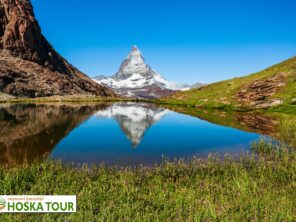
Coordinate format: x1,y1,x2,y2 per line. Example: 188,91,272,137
95,103,168,147
0,102,272,166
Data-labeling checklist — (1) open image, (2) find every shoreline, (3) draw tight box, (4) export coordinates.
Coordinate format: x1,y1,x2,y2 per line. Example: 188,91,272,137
0,95,295,115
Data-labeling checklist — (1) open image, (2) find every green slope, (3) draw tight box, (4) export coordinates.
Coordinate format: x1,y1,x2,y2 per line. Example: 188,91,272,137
160,56,296,110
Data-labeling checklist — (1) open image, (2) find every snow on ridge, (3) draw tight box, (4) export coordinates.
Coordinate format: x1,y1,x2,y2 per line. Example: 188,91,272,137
93,45,203,96
93,46,173,90
95,73,172,89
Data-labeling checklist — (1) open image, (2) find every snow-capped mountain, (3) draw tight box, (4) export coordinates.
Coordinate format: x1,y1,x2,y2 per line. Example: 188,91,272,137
93,46,202,99
95,102,168,147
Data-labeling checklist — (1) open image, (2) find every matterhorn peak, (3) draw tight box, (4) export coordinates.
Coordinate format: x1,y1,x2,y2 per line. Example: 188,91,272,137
126,45,145,64
114,45,148,80
131,45,144,55
132,45,140,52
93,45,203,98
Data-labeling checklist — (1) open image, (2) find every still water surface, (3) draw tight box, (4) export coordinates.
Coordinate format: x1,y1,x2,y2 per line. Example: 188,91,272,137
0,102,267,166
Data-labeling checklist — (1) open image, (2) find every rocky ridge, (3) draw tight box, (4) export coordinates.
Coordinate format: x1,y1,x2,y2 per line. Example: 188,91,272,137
0,0,115,97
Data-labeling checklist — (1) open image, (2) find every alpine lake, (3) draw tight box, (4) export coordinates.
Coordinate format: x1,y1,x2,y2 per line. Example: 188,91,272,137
0,102,289,167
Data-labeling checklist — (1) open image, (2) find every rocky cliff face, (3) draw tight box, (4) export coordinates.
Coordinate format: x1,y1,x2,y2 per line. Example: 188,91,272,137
0,0,115,97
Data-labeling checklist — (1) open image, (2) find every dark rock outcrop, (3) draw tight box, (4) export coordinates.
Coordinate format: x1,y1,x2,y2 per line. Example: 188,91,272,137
0,0,115,97
236,73,287,108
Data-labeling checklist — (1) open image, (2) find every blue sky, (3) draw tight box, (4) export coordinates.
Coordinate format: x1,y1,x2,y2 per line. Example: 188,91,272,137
31,0,296,84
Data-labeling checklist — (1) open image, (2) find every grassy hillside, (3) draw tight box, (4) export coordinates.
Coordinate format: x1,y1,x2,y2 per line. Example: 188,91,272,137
160,56,296,110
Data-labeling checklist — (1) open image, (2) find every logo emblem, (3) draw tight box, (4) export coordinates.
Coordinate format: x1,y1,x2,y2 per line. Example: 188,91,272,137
0,197,6,210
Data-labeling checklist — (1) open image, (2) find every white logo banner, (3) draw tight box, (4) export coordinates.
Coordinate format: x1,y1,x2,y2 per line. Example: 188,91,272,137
0,195,76,213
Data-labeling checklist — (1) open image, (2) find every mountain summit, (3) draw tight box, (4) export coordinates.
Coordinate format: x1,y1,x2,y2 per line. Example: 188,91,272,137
114,45,152,81
0,0,114,97
94,46,202,99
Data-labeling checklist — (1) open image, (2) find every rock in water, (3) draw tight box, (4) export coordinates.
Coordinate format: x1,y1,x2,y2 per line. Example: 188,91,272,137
0,0,115,97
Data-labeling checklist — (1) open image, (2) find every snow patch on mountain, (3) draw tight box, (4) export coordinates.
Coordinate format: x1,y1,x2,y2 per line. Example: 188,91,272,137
99,73,170,89
93,46,202,98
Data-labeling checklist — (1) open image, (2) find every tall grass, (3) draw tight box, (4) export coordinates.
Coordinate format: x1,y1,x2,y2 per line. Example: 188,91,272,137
0,142,295,221
278,118,296,149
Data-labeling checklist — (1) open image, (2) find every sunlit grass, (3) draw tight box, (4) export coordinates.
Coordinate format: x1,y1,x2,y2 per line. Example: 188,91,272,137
0,140,295,221
278,118,296,149
159,56,296,110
